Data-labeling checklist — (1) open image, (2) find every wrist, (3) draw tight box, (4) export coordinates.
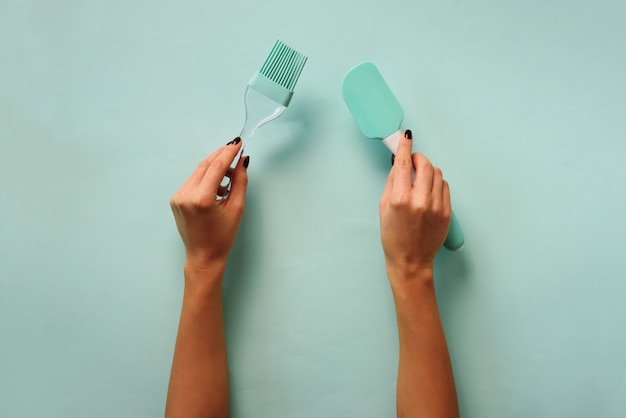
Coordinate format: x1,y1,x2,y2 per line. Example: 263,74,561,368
184,250,228,272
385,261,434,284
386,265,436,297
388,269,440,329
183,262,225,306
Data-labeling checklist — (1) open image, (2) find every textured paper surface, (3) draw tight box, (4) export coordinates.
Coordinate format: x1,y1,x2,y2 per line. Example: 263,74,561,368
1,1,625,416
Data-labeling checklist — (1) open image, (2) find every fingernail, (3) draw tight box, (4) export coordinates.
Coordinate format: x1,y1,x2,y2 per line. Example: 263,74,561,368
391,154,395,166
226,137,241,145
404,129,412,140
243,156,250,169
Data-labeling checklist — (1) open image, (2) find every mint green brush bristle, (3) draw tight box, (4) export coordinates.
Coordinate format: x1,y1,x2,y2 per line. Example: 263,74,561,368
240,40,308,154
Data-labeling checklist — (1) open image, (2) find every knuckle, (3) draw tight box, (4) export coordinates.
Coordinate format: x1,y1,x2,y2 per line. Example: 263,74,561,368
196,159,209,170
412,198,430,214
395,156,412,168
417,204,429,215
190,194,211,209
390,193,410,208
211,159,228,173
170,191,187,209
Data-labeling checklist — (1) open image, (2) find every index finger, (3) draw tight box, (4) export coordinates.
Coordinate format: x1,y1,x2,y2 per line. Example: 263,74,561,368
391,129,414,195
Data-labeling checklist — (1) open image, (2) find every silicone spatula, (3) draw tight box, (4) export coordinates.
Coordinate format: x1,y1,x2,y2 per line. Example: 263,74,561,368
342,61,465,251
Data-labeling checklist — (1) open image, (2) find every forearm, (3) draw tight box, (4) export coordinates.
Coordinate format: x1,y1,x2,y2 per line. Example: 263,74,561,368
165,264,229,418
389,269,458,418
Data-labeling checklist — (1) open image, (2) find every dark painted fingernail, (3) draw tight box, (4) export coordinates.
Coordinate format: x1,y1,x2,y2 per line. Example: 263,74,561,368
404,129,412,140
243,156,250,169
226,137,241,145
391,154,395,166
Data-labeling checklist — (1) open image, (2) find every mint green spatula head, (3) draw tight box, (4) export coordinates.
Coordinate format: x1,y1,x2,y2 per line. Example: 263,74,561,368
342,62,404,140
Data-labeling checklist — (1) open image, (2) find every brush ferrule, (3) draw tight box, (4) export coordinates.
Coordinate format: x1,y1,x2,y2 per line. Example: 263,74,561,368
248,72,294,107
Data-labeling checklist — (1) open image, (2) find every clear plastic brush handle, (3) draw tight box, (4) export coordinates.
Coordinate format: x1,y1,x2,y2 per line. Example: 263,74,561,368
219,86,286,197
239,86,286,154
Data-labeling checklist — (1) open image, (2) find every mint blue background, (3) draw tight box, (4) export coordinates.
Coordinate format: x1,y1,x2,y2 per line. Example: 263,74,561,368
1,1,625,417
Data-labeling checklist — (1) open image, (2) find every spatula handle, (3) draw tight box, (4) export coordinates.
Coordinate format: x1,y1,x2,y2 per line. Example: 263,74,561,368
383,131,465,252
